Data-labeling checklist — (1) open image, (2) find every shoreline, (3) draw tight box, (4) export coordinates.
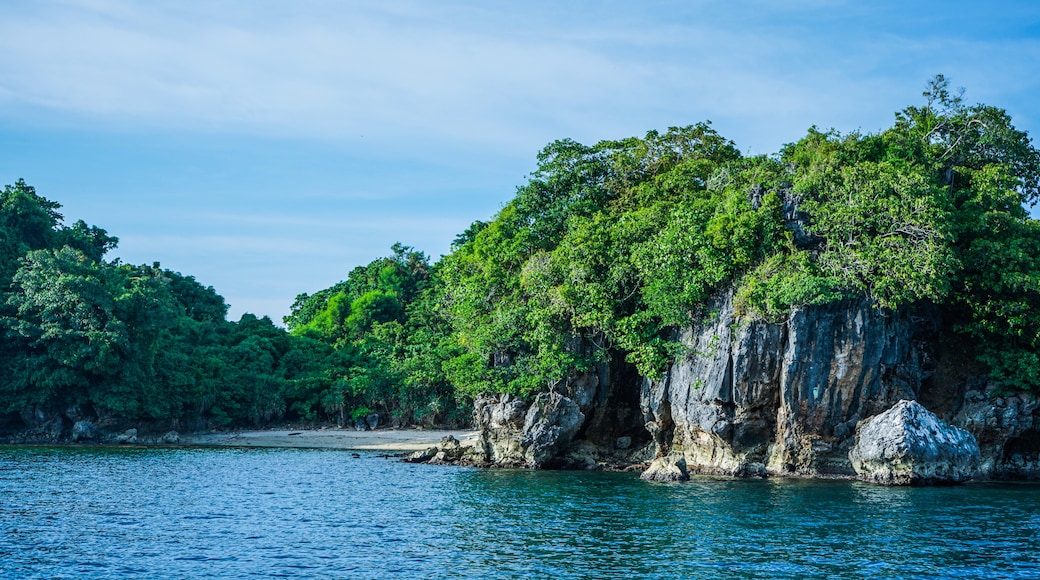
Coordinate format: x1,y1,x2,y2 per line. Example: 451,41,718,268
178,427,481,452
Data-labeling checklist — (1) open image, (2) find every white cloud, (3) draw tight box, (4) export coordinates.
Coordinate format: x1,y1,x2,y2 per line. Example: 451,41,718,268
0,0,931,156
3,0,1039,321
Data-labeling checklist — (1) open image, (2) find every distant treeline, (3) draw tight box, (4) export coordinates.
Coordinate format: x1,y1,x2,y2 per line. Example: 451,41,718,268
0,181,463,428
3,75,1038,430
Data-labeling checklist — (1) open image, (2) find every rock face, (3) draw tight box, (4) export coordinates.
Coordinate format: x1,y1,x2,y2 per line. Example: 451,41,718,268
638,292,1040,480
472,289,1039,481
15,406,65,443
471,355,651,468
641,292,925,478
849,400,980,485
953,390,1039,479
70,420,98,442
520,393,584,466
640,455,690,482
474,394,528,465
115,429,138,444
473,392,584,468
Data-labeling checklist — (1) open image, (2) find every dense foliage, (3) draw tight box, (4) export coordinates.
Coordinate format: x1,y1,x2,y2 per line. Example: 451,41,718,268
440,76,1040,396
3,76,1037,432
283,244,467,426
0,180,371,428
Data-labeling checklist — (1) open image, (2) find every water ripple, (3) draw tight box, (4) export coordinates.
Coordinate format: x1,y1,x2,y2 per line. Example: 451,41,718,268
0,446,1038,578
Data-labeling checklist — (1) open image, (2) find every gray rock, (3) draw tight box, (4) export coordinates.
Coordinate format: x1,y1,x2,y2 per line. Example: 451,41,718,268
115,428,138,444
405,435,470,464
473,394,529,464
64,405,88,423
440,434,460,450
615,436,632,450
487,395,527,429
952,388,1039,478
557,370,600,412
849,400,980,485
466,288,1036,479
643,290,927,477
160,430,180,444
640,455,690,481
365,413,380,431
71,420,98,442
520,392,584,467
17,406,64,442
406,447,438,462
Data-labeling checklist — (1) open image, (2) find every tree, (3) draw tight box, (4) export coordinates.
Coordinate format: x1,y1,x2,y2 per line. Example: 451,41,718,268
4,247,128,412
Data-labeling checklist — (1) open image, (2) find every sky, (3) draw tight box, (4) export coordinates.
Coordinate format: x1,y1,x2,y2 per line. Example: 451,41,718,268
1,0,1038,323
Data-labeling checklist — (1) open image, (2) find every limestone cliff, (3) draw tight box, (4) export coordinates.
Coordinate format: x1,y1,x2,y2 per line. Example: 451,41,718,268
471,355,651,469
642,291,930,477
470,291,1039,481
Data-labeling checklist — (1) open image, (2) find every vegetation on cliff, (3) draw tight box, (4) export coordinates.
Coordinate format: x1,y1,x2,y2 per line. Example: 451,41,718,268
438,75,1040,397
2,76,1037,432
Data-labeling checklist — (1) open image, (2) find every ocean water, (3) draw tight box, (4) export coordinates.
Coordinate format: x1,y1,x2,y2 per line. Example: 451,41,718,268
1,446,1038,579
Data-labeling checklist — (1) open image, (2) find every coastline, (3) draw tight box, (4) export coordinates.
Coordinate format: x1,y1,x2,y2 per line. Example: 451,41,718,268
178,427,481,452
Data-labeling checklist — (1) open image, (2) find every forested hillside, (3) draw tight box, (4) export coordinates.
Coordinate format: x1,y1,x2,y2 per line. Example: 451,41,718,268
3,76,1038,436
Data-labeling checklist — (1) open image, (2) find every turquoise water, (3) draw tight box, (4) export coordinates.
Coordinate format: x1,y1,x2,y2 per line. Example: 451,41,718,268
1,447,1038,579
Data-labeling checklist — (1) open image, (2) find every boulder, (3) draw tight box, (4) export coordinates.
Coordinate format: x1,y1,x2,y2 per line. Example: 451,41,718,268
160,430,180,444
64,405,88,423
473,394,529,465
520,392,584,467
115,428,138,444
406,447,438,463
71,420,98,442
404,435,473,464
365,413,380,431
640,455,690,481
849,400,980,485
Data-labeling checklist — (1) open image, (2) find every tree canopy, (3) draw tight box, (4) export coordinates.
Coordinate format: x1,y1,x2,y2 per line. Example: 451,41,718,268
439,76,1040,396
3,76,1037,433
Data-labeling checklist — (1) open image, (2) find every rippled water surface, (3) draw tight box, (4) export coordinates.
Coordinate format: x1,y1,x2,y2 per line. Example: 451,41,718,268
1,446,1038,578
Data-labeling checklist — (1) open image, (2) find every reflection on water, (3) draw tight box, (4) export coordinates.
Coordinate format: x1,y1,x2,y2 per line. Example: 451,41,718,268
1,446,1038,579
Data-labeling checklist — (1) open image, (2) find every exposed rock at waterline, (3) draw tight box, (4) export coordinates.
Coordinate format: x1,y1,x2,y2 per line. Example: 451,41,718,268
469,360,652,469
473,394,528,466
469,290,1039,480
71,420,98,442
520,392,584,467
954,390,1039,479
405,434,481,465
468,392,585,468
641,292,925,477
640,455,690,481
849,400,979,485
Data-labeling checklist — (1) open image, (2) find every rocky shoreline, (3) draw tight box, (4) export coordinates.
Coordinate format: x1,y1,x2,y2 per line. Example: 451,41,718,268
406,293,1040,486
4,292,1038,487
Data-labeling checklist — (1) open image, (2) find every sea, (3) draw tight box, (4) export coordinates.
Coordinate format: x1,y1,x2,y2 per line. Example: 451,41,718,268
1,446,1038,579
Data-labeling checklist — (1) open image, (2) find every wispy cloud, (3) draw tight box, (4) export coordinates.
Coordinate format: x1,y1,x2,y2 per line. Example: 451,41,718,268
3,0,1038,320
8,0,1010,155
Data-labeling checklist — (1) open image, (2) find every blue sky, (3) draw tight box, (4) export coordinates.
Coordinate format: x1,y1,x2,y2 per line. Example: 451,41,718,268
1,0,1038,322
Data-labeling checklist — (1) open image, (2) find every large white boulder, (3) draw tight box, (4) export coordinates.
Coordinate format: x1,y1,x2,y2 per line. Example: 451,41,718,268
849,400,980,485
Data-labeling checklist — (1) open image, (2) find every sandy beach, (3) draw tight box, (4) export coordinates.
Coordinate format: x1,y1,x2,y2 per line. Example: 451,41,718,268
180,428,480,452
